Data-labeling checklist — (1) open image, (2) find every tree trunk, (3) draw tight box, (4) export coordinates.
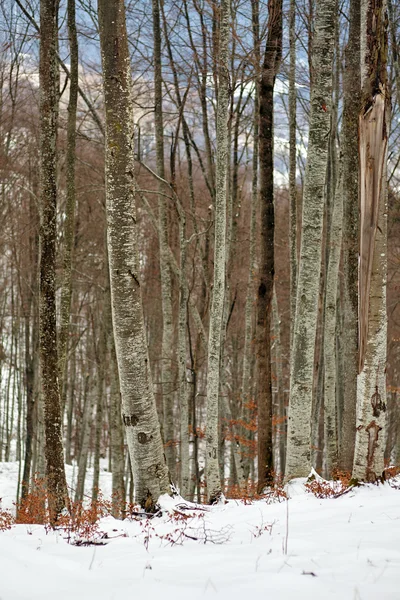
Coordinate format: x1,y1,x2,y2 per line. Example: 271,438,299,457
21,186,39,500
339,0,361,473
289,0,297,350
75,378,96,503
205,0,231,503
58,0,78,407
152,0,176,482
241,0,260,483
323,166,343,477
353,0,389,482
285,0,335,480
256,0,282,491
272,286,285,475
98,0,171,509
39,0,69,522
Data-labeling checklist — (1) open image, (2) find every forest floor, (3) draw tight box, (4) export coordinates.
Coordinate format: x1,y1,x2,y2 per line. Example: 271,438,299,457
0,462,399,600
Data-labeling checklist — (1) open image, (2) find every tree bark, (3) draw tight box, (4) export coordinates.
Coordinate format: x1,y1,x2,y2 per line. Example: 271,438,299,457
241,0,260,482
323,166,343,477
339,0,361,473
289,0,297,350
39,0,69,522
205,0,231,503
285,0,335,480
98,0,171,509
152,0,176,482
58,0,78,407
353,0,389,482
256,0,282,491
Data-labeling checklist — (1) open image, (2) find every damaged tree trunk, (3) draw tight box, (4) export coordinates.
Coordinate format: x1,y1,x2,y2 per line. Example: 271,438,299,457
98,0,171,509
353,0,389,482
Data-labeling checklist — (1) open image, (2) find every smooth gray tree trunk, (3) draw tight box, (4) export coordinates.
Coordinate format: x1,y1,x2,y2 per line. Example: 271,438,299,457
205,0,231,503
152,0,176,481
98,0,171,509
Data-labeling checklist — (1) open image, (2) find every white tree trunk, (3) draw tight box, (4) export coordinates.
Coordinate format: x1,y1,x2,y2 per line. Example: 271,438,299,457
205,0,231,503
98,0,171,509
285,0,335,480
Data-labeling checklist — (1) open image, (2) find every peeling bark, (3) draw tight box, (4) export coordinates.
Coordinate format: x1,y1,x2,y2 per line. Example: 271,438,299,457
353,0,389,482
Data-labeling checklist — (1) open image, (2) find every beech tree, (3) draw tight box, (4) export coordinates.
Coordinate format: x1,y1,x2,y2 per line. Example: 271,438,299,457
339,0,360,473
205,0,231,503
97,0,171,509
39,0,69,522
285,0,336,480
256,0,283,491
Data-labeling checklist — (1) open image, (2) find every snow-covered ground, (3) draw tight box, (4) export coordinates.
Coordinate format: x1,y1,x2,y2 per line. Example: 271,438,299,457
0,462,399,600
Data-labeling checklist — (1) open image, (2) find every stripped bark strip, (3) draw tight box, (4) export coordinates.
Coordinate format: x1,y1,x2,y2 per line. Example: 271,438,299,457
353,0,389,482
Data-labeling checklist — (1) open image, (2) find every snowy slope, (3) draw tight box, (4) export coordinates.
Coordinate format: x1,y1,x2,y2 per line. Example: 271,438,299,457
0,462,399,600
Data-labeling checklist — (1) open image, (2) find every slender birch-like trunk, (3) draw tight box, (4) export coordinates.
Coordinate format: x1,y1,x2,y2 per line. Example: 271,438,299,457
21,186,39,500
75,378,96,503
241,0,260,482
92,312,106,502
110,337,125,516
152,0,176,481
285,0,335,480
58,0,78,405
272,286,285,474
65,344,76,464
323,166,343,477
353,0,389,482
339,0,360,473
176,196,190,497
205,0,231,503
98,0,171,509
256,0,282,490
39,0,69,522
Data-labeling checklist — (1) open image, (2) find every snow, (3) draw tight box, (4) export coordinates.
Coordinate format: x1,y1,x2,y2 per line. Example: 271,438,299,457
0,462,399,600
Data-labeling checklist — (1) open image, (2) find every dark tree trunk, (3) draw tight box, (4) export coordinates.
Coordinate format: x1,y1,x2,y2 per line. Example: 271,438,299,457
256,0,282,491
39,0,69,523
339,0,360,473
